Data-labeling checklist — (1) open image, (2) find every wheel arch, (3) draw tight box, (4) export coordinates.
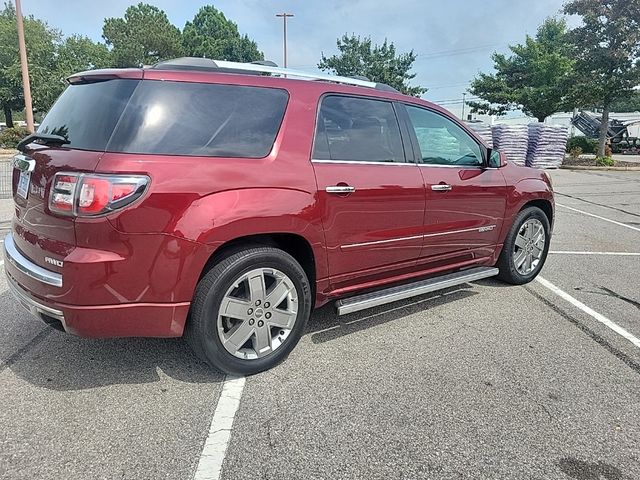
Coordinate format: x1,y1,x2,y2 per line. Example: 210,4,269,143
200,233,318,305
520,198,554,228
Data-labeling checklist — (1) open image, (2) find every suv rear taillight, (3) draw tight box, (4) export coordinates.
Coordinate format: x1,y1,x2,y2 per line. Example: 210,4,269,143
49,173,149,217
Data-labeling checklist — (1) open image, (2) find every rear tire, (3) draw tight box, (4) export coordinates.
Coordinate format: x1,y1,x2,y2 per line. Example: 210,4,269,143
496,206,550,285
185,247,312,375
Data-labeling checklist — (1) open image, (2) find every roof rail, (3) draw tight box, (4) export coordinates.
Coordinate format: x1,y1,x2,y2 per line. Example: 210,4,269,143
151,57,399,92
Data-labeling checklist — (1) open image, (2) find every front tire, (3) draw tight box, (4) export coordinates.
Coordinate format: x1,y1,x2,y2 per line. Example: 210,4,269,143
496,206,550,285
185,247,312,375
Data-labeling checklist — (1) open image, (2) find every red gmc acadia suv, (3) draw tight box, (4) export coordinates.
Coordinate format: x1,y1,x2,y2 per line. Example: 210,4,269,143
5,58,554,374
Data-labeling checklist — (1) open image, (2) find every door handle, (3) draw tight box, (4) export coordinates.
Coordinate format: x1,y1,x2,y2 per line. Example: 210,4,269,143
431,184,452,192
326,185,356,194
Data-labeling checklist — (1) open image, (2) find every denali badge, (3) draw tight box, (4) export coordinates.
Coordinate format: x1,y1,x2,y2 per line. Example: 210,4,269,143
478,225,496,233
44,257,64,267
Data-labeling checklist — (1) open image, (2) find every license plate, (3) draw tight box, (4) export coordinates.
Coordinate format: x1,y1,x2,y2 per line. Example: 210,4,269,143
17,170,30,199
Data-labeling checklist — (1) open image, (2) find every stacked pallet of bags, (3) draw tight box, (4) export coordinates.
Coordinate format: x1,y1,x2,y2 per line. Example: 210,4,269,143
491,124,529,166
526,123,569,169
466,122,493,147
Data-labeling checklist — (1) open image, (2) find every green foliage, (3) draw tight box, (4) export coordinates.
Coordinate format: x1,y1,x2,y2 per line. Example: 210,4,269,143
103,3,183,67
468,18,574,122
563,0,640,156
569,146,583,159
182,6,262,62
40,35,112,115
0,3,112,124
566,136,598,153
0,2,58,125
595,156,615,167
0,125,29,148
318,35,426,97
609,91,640,112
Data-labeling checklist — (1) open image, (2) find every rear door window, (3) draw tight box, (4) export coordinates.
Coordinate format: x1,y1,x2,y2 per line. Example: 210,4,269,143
109,81,289,157
313,95,405,163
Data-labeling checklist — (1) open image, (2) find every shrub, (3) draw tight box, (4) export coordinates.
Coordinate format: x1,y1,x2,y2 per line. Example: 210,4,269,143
569,146,583,159
604,144,613,157
566,136,598,154
0,126,30,149
595,156,614,167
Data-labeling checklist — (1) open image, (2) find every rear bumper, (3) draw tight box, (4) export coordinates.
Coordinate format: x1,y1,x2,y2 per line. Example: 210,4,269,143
4,234,190,338
4,233,62,287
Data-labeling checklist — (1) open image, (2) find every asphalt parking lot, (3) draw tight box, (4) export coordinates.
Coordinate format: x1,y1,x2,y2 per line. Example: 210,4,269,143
1,168,639,480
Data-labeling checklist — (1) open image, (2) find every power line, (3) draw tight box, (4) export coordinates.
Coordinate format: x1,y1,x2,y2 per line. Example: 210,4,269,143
415,43,510,61
430,96,480,104
427,82,471,90
293,42,513,69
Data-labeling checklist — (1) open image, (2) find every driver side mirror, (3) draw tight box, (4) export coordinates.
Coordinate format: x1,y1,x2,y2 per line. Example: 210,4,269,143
486,148,503,168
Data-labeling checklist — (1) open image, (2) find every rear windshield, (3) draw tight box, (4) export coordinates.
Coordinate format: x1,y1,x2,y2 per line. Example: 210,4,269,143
38,79,289,158
39,80,137,151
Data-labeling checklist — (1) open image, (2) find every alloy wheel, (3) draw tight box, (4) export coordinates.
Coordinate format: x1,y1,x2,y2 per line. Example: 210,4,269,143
217,268,298,360
513,218,546,275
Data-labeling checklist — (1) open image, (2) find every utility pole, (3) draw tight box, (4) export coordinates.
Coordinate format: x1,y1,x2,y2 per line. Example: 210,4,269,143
275,12,294,68
461,92,466,121
15,0,34,133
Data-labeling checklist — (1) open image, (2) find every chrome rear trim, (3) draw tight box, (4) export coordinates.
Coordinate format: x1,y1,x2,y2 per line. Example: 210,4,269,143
4,233,63,287
6,273,65,322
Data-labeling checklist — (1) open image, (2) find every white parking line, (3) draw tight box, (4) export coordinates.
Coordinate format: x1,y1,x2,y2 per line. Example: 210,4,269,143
536,276,640,349
549,251,640,256
193,375,246,480
556,203,640,232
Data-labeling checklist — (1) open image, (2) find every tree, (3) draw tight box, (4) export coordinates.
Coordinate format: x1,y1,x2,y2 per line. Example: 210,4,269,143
0,3,57,126
564,0,640,157
182,6,262,62
318,35,426,96
468,18,574,122
103,3,183,67
610,91,640,112
38,35,112,111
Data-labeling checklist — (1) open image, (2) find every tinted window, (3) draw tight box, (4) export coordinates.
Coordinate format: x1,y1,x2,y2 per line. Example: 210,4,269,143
313,96,404,163
39,79,288,157
109,81,288,157
38,79,139,151
406,105,483,166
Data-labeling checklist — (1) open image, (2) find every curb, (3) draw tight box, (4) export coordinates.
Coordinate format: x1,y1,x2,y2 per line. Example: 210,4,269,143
560,165,640,171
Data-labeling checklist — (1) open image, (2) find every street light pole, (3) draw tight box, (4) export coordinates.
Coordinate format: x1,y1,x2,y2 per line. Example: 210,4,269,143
275,13,294,68
15,0,34,133
461,92,466,121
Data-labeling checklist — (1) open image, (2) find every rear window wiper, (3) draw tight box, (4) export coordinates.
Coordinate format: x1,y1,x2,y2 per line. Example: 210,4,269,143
17,133,70,152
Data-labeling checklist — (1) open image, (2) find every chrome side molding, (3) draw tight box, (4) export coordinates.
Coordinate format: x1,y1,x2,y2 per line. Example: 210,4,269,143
335,266,499,315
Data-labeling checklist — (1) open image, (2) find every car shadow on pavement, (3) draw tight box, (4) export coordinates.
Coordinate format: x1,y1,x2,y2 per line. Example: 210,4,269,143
3,281,493,389
307,284,480,344
1,296,223,391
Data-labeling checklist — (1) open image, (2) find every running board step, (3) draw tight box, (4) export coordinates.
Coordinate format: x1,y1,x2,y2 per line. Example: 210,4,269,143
335,267,499,315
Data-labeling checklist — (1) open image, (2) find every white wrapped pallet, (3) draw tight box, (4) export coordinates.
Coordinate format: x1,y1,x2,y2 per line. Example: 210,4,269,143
526,123,568,169
466,122,493,147
491,124,529,166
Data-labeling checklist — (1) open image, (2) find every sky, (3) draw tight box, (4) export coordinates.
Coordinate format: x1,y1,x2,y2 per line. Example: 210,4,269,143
21,0,573,118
